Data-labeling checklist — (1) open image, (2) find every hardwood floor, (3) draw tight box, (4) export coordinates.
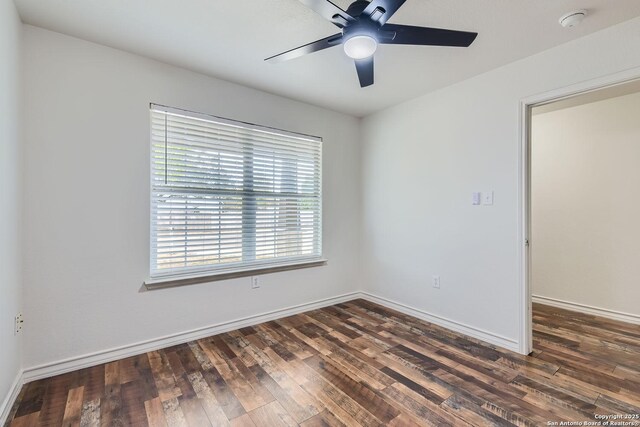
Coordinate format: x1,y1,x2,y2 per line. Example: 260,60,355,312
6,300,640,426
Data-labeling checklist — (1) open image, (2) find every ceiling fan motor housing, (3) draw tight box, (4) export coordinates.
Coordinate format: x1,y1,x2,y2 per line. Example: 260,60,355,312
347,0,378,18
343,20,381,41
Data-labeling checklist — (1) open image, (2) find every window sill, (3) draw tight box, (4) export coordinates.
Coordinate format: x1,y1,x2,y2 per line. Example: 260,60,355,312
143,259,328,291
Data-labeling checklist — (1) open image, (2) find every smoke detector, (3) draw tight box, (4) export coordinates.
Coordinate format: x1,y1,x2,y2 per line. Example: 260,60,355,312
559,10,588,28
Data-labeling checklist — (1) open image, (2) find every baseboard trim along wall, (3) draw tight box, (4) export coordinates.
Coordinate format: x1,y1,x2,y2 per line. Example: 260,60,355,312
0,371,24,425
21,291,522,385
359,292,521,353
533,295,640,325
22,292,361,383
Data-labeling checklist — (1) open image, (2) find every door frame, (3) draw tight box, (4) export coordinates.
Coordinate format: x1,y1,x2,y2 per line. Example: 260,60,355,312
518,66,640,355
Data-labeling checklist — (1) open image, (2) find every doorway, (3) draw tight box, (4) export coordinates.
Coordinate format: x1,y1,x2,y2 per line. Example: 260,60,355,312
520,71,640,355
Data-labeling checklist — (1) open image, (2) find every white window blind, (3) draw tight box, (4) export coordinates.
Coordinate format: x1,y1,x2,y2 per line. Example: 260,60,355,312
150,105,322,280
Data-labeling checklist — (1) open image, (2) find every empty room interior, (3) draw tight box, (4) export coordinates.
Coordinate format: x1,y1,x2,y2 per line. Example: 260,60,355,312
1,0,640,426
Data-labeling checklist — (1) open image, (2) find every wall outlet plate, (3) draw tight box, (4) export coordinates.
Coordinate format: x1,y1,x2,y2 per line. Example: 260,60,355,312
15,313,24,335
432,275,441,289
251,276,260,289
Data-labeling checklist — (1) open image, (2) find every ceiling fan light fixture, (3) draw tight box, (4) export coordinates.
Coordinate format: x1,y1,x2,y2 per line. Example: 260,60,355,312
343,35,378,59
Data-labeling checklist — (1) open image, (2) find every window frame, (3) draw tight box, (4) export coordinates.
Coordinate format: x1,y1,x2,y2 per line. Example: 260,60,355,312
145,104,326,290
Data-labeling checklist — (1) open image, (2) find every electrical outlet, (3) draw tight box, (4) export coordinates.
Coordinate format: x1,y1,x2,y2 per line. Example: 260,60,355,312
251,276,260,289
432,275,441,289
14,313,24,335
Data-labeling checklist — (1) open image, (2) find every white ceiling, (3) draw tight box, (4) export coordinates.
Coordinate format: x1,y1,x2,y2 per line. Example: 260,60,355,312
14,0,640,117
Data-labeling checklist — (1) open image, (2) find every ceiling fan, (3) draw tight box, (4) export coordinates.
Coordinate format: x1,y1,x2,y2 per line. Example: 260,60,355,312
265,0,478,88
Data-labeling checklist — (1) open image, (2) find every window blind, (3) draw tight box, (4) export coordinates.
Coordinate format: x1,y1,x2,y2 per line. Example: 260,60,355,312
150,105,322,280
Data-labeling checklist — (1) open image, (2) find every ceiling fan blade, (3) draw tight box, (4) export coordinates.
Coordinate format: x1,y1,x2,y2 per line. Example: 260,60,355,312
265,33,343,63
380,24,478,47
362,0,406,26
355,57,374,87
298,0,355,27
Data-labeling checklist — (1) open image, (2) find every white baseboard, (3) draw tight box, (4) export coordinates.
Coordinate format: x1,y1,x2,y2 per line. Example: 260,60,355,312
532,295,640,325
0,370,24,426
22,290,525,384
359,292,521,353
23,292,361,383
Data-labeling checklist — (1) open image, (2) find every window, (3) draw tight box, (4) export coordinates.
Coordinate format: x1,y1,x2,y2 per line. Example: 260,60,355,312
149,105,323,284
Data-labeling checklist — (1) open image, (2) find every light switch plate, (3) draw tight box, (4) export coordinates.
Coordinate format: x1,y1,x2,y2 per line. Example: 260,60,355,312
482,191,494,205
472,192,481,205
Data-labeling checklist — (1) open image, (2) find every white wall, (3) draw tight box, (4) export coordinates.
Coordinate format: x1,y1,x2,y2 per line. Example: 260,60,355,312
22,26,362,369
531,92,640,317
0,0,23,415
360,17,640,350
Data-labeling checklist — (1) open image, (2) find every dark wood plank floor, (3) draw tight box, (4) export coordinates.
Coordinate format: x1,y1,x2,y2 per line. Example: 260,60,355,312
6,300,640,426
